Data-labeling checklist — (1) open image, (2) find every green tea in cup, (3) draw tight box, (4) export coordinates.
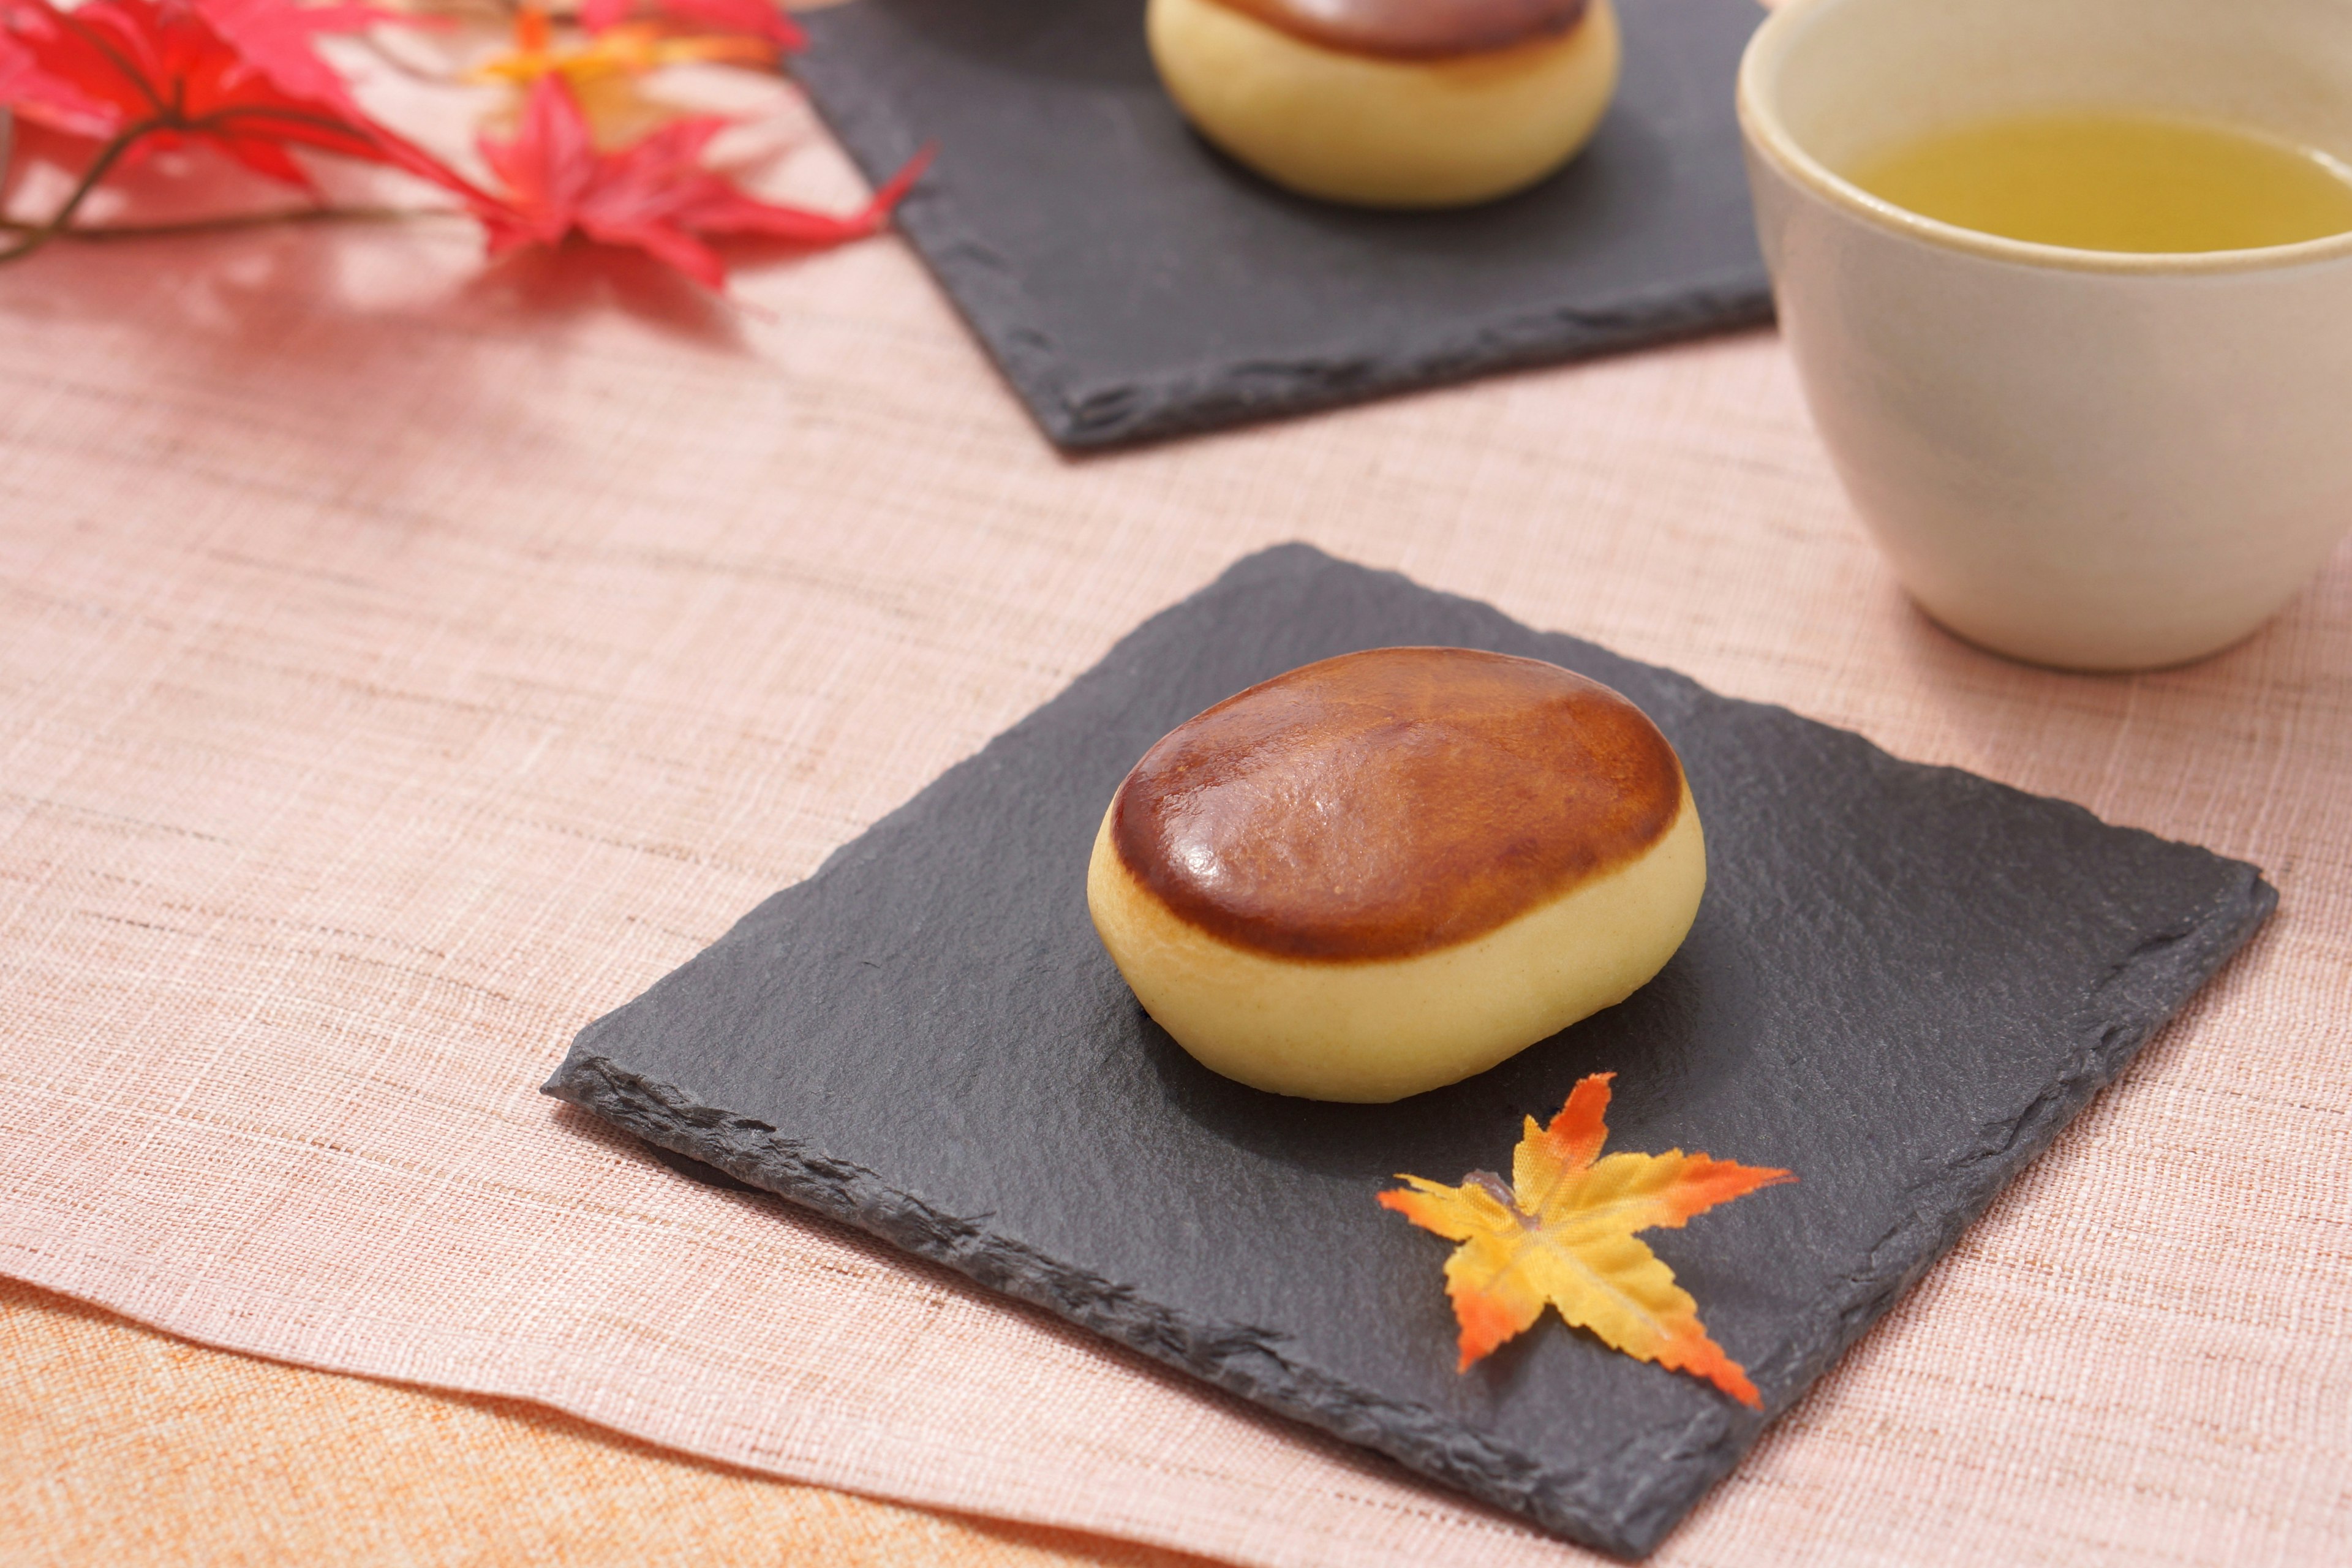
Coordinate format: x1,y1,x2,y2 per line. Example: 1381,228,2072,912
1736,0,2352,669
1849,111,2352,253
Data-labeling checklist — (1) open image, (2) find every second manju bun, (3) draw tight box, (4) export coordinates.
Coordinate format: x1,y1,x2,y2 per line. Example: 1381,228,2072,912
1146,0,1623,208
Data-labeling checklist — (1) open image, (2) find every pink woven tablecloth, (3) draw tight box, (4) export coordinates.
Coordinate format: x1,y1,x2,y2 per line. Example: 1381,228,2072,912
2,83,2348,1568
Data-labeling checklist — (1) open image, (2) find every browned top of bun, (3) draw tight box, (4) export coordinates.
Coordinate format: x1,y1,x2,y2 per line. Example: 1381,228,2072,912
1207,0,1591,61
1110,647,1686,962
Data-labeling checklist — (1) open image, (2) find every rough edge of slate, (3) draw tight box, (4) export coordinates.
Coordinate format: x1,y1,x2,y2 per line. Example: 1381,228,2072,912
544,545,2275,1558
788,13,1775,451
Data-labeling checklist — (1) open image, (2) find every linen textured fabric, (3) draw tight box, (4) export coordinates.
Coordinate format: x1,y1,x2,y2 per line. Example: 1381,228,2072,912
1,88,2347,1568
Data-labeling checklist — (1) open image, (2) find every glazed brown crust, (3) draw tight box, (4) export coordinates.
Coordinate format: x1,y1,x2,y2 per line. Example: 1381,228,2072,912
1110,647,1686,962
1206,0,1593,61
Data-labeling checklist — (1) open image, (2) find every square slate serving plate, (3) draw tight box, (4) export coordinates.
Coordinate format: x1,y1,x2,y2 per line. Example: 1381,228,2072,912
793,0,1775,449
547,546,2273,1557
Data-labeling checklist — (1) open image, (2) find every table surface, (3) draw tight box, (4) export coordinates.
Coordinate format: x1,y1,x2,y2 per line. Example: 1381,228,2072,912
2,24,2349,1567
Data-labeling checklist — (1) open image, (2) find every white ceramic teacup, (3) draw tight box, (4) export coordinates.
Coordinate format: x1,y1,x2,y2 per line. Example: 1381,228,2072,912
1739,0,2352,670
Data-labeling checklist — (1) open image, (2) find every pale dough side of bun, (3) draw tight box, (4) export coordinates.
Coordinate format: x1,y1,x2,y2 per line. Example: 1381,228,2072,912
1087,778,1704,1102
1145,0,1622,208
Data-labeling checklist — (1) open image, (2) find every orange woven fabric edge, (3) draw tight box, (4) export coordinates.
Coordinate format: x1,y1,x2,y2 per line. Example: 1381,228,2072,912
0,1277,1221,1568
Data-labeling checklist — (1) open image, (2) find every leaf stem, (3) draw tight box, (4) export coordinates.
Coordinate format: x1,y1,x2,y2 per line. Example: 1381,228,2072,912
0,125,154,263
0,205,456,244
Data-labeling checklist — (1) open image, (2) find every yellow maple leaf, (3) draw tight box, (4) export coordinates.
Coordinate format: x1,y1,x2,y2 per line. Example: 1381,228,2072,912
472,9,771,92
1378,1072,1793,1407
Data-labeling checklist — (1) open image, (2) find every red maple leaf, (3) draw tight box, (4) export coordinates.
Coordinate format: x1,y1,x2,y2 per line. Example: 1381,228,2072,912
469,73,925,289
577,0,804,53
0,0,468,194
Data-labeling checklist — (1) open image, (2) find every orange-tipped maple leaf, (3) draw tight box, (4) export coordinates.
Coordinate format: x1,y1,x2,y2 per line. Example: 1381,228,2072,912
468,73,927,288
579,0,804,52
471,7,772,96
1378,1072,1793,1407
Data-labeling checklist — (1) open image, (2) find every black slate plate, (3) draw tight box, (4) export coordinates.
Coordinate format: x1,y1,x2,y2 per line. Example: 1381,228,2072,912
793,0,1774,448
546,546,2272,1557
